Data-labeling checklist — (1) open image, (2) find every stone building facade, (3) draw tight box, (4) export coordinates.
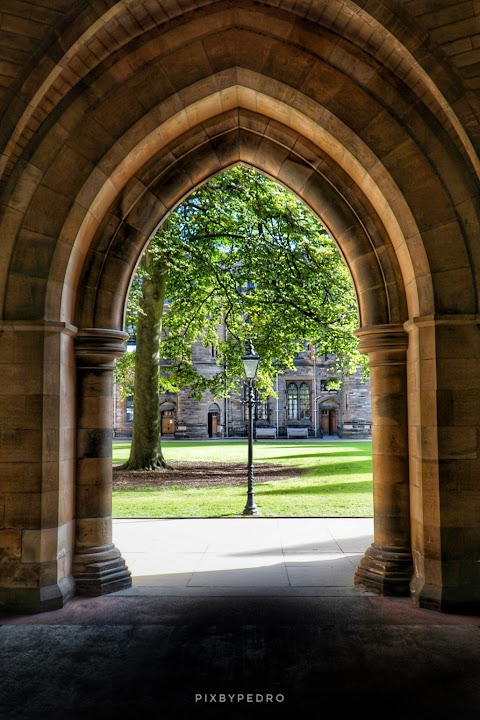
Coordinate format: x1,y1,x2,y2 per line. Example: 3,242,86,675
114,340,371,440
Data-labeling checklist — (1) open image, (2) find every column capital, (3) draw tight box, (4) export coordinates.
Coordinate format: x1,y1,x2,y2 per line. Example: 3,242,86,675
0,320,77,335
404,314,480,330
355,324,408,362
75,328,128,369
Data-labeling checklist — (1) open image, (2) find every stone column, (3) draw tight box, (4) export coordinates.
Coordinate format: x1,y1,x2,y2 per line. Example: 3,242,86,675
406,315,480,613
353,325,413,596
0,321,77,612
72,328,132,595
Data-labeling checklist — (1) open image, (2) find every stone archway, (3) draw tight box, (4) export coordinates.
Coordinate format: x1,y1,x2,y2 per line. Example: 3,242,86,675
1,1,480,614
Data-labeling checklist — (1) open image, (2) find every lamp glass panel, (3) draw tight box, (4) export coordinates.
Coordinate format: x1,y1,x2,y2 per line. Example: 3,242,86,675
242,358,259,378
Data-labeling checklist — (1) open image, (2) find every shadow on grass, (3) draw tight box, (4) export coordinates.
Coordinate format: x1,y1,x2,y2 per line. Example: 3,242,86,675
301,460,372,477
271,452,371,462
258,480,373,496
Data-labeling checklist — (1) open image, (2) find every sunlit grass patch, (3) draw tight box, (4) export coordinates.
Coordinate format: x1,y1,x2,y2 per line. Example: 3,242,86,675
112,439,373,518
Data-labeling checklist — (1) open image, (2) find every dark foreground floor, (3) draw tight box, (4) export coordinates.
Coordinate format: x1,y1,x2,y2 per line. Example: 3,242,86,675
1,593,480,719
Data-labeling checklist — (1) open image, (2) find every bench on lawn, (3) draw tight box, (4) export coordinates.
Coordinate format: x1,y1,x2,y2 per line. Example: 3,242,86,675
255,427,277,439
286,426,309,439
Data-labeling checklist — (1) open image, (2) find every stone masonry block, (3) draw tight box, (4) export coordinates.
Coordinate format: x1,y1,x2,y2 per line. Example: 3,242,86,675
4,492,42,529
0,530,22,561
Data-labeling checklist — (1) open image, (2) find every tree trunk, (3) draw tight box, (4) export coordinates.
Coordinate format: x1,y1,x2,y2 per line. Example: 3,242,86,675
121,259,171,470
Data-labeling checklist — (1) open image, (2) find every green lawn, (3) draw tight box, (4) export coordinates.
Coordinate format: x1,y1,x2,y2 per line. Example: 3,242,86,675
112,439,373,518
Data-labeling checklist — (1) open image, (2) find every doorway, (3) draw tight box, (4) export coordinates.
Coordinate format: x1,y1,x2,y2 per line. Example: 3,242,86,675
161,410,175,436
321,408,337,436
208,403,221,438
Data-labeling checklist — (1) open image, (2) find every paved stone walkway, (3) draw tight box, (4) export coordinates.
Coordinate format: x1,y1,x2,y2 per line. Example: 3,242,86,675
113,517,375,596
2,518,480,719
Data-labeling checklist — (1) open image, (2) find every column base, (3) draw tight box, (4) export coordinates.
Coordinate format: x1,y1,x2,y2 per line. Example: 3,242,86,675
72,543,132,596
410,576,480,614
0,575,76,613
354,543,413,597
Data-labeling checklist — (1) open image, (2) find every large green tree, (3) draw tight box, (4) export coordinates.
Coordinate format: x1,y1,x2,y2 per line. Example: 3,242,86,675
116,166,364,470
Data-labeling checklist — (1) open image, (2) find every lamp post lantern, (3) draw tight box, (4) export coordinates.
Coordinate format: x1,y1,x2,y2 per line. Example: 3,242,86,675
241,339,260,516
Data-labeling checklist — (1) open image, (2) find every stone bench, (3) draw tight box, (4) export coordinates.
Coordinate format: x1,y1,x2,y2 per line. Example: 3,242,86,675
286,427,309,439
255,427,277,439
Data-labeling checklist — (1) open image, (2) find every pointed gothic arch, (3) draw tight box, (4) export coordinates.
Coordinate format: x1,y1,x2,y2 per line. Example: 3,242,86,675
1,1,480,614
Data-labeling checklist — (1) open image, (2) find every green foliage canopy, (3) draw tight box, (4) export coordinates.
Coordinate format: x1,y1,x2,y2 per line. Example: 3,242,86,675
116,166,366,401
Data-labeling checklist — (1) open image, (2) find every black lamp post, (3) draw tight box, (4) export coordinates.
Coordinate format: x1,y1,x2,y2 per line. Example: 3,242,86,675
241,339,260,516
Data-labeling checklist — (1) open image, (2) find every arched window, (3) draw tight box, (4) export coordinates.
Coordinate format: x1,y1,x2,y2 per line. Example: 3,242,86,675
299,383,310,419
287,383,298,420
